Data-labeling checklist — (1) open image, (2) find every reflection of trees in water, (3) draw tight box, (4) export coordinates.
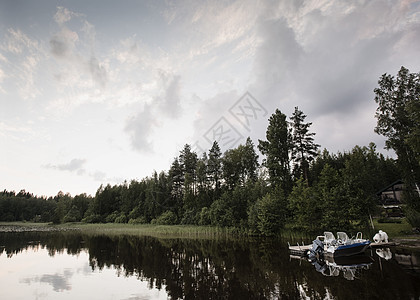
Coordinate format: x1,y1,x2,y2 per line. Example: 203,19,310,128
0,231,85,257
1,232,419,299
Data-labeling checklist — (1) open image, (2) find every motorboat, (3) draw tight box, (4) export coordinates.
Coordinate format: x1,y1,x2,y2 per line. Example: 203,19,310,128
323,231,371,257
308,231,371,259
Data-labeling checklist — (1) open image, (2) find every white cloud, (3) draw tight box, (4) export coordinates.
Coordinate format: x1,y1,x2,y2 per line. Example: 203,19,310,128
154,70,182,118
54,6,84,25
0,28,43,99
88,56,107,89
162,0,260,60
125,104,156,152
3,28,39,54
0,121,51,146
50,28,79,58
44,158,86,174
48,6,110,111
0,67,5,90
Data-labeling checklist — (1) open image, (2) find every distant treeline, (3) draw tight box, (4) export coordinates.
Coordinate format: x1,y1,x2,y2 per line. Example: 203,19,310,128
0,110,399,235
1,66,419,235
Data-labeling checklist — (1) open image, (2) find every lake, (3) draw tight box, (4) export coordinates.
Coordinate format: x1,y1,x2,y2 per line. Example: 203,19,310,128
0,229,419,299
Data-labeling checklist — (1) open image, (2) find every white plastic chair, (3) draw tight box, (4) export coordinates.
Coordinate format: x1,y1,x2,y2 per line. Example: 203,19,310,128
323,232,336,246
337,232,350,244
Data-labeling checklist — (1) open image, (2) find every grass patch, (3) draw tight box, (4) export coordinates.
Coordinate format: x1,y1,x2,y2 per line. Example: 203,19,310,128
372,218,413,238
54,223,246,239
0,222,50,227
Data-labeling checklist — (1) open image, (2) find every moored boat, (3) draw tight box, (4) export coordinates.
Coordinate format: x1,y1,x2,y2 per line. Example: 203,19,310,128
313,231,371,258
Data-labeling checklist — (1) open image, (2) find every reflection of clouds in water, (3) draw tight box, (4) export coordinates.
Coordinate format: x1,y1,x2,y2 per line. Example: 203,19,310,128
20,268,73,292
121,295,150,300
77,261,93,275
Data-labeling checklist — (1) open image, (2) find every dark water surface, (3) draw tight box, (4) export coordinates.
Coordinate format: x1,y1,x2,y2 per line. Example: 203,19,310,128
0,230,419,299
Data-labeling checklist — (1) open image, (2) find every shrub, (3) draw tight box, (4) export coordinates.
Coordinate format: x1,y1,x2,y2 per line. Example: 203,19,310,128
105,211,119,223
128,216,147,224
82,214,102,223
114,213,127,223
405,206,420,228
199,207,211,225
152,211,177,225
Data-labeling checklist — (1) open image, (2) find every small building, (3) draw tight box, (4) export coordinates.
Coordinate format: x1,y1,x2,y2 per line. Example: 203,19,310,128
376,179,404,205
376,180,404,218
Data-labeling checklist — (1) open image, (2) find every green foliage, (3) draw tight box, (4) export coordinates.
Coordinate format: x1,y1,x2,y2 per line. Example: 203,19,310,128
63,205,82,223
258,109,292,193
128,216,147,224
180,209,199,225
249,187,287,236
288,178,320,232
105,211,120,223
208,141,222,194
374,66,420,214
114,213,127,223
152,211,178,225
290,107,319,181
199,207,211,225
82,214,102,223
222,137,259,189
316,164,352,231
404,198,420,228
209,193,235,227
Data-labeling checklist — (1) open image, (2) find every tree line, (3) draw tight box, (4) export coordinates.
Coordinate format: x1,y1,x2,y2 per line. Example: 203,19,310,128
1,66,418,234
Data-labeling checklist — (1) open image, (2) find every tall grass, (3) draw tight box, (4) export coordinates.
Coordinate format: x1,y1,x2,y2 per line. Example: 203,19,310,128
57,223,248,239
1,220,415,240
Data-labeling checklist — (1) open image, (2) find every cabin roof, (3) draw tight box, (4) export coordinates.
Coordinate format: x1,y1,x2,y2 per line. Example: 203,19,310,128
375,179,403,195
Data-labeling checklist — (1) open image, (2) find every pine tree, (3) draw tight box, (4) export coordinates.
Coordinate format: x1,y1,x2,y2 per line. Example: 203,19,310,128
290,107,319,183
258,109,292,193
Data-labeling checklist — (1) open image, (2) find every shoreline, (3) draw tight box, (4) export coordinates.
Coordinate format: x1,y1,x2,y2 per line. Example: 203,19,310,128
1,222,419,248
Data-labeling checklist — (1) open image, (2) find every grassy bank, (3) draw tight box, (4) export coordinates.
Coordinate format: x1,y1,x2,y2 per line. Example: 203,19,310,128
372,218,414,238
0,222,246,239
0,220,417,240
63,223,247,239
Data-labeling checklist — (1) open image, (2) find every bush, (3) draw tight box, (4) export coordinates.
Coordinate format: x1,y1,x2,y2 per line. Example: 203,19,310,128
128,216,147,224
199,207,211,225
247,201,259,234
82,214,102,223
152,211,177,225
180,209,199,225
209,196,234,227
114,213,127,223
256,193,285,236
405,206,420,228
105,211,119,223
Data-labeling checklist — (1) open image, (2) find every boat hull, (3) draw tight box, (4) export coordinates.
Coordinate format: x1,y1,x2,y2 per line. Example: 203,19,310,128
333,241,371,258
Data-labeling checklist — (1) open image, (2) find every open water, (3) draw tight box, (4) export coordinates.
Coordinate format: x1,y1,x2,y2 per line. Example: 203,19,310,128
0,229,419,299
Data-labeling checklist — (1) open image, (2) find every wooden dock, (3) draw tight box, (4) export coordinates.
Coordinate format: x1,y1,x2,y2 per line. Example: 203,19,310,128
288,244,312,257
369,242,396,248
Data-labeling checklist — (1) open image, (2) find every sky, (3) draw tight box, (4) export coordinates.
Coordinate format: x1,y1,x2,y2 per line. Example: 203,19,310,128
0,0,419,197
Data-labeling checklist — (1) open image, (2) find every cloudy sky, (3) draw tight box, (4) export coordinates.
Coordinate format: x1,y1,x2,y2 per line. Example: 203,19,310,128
0,0,419,197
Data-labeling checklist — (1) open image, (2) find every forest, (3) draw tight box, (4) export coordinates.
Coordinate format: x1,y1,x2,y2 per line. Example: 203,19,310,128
1,66,419,235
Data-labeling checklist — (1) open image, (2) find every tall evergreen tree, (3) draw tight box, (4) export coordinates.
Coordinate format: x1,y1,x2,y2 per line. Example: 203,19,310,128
290,107,319,183
258,109,292,193
207,141,222,194
169,157,184,216
179,144,198,194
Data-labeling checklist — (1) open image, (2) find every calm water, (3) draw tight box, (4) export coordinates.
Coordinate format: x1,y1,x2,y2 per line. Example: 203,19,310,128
0,230,419,299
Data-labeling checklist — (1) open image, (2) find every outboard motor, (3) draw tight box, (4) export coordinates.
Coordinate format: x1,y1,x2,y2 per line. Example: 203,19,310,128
308,239,324,262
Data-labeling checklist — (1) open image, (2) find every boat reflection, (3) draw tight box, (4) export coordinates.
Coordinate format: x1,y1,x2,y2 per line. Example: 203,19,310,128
310,254,374,280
